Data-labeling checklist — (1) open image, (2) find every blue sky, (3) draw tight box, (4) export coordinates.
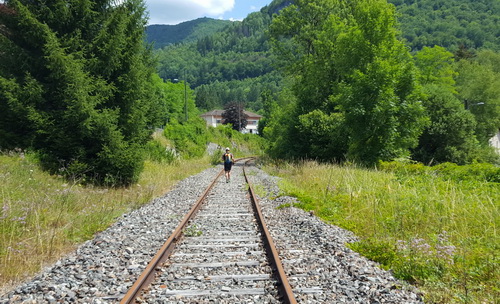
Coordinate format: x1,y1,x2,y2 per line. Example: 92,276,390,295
145,0,272,25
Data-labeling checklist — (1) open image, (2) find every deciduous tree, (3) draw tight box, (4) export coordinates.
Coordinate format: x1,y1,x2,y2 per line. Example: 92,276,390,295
412,46,481,164
268,0,426,165
222,102,248,131
455,50,500,145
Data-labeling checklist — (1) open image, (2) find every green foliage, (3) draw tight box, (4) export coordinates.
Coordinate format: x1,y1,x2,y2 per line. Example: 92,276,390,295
149,74,198,125
410,46,498,165
263,88,301,159
433,162,500,183
153,6,280,113
0,76,36,148
144,140,178,164
162,116,266,162
295,110,348,161
455,50,500,145
164,118,208,158
207,124,267,157
387,0,500,51
348,239,398,271
183,224,203,237
267,0,426,165
209,151,223,165
0,0,160,186
380,160,500,183
412,84,479,165
146,18,232,49
414,46,457,91
265,160,499,302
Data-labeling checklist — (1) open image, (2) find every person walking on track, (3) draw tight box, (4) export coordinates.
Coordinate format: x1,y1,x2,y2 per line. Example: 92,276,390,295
222,147,234,182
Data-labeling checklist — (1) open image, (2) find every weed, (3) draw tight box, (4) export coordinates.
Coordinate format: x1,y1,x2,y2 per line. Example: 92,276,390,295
184,224,203,237
263,160,499,303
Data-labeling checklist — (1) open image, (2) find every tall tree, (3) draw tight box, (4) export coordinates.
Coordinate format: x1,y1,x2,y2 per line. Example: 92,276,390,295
412,46,480,165
222,102,248,131
0,0,158,185
455,50,500,145
268,0,426,165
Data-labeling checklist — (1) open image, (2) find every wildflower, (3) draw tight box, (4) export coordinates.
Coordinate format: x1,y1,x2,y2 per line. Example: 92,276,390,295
410,238,433,255
435,231,455,264
12,216,27,224
0,205,9,220
396,240,408,252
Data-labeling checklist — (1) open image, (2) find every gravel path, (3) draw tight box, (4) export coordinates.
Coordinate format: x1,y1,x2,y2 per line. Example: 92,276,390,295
143,162,280,303
0,162,422,303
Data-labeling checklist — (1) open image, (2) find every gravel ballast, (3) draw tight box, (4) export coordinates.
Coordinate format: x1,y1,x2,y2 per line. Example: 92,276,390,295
0,162,422,303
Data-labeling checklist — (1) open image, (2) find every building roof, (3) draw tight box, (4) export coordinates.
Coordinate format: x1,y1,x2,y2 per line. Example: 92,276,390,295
200,109,262,119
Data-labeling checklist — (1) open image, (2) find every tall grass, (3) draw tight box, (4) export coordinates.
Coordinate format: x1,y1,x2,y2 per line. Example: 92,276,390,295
264,160,499,304
0,151,211,291
0,127,266,293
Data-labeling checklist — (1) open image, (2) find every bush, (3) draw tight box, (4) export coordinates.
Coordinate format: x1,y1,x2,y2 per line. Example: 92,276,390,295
144,140,178,164
164,118,208,158
94,143,144,187
380,160,500,183
162,117,267,163
433,162,500,183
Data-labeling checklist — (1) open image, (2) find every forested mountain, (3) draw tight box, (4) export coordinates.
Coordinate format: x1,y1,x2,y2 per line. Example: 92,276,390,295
150,0,500,114
388,0,500,51
153,4,284,113
149,0,499,166
146,18,232,49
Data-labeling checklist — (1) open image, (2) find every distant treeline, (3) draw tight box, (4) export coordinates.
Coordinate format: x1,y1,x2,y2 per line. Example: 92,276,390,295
146,18,232,50
151,0,500,115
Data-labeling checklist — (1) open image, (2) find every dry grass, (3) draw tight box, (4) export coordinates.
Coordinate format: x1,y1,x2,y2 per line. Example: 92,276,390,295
0,152,211,292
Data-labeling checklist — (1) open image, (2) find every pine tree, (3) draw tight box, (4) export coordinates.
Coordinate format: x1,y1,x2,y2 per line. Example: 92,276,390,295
0,0,159,185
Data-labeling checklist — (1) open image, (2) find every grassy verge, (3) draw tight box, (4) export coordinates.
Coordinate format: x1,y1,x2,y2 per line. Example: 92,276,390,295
263,160,499,304
0,151,211,291
0,126,266,293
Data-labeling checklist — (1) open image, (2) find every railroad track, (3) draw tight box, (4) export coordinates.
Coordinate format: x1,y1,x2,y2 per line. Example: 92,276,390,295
120,158,297,303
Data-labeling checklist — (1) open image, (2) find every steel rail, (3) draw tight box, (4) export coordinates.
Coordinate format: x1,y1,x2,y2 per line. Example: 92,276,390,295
243,159,297,304
120,157,296,303
120,157,251,303
120,168,224,304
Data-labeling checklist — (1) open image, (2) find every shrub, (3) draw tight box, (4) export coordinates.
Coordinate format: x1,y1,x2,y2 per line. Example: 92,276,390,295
380,160,500,183
164,118,207,158
144,140,178,164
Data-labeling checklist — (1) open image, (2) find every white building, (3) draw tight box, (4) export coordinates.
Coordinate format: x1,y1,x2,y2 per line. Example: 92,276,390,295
200,110,262,134
489,129,500,154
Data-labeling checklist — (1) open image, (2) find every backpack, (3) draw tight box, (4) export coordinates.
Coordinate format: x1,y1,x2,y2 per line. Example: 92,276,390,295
223,153,232,163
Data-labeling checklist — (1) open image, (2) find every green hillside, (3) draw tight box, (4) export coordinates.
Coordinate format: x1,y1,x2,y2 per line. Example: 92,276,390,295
153,6,282,113
149,0,500,115
388,0,500,51
146,17,232,49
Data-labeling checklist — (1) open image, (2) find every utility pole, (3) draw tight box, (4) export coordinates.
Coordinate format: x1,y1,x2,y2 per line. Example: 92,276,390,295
184,70,188,121
238,102,241,132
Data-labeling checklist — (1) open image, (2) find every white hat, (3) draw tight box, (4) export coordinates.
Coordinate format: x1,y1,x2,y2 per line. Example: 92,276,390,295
225,147,230,151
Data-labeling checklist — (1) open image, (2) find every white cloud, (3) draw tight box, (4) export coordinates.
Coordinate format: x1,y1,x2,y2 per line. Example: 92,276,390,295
146,0,235,25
